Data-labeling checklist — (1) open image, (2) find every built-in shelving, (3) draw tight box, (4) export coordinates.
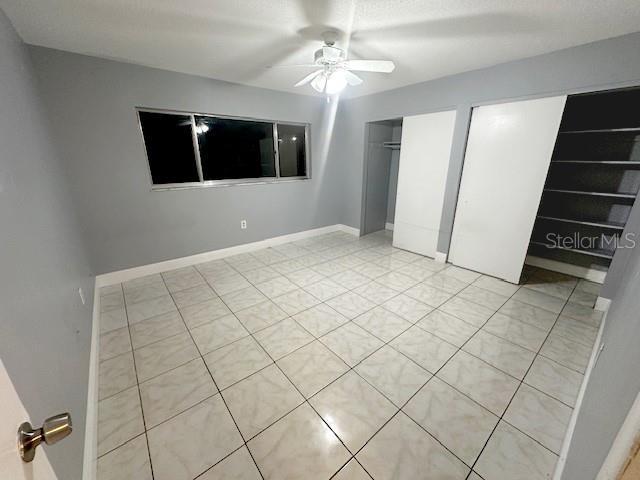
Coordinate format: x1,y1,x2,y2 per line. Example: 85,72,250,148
552,161,640,166
544,188,636,199
527,86,640,273
560,127,640,134
529,241,614,259
536,215,625,230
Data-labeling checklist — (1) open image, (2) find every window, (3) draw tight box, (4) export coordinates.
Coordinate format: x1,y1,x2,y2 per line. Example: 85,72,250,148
277,124,307,177
196,116,276,180
137,109,309,188
138,112,200,184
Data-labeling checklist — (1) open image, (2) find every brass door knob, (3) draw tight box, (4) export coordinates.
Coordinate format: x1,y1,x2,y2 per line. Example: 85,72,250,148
18,413,72,462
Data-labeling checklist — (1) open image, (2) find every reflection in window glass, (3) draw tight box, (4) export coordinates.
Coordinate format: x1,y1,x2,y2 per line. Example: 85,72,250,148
277,124,307,177
195,116,276,180
139,112,200,184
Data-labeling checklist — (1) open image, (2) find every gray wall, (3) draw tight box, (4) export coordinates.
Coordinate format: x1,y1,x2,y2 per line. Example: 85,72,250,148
28,47,343,274
561,238,640,479
0,11,94,480
336,32,640,254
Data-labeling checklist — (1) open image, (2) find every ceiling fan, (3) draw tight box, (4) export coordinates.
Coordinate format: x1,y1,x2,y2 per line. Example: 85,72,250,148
275,31,395,95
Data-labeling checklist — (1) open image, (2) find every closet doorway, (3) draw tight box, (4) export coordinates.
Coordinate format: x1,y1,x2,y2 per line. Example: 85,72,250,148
360,118,402,236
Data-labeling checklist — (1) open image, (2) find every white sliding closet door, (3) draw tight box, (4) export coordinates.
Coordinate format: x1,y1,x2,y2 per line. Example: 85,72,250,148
448,96,567,283
393,110,457,257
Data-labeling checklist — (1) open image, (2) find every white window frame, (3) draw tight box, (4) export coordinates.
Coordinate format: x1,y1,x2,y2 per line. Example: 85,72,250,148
136,107,311,190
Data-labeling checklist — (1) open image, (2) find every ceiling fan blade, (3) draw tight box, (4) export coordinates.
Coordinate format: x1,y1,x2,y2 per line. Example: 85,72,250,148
343,60,395,73
294,69,323,87
310,73,327,93
343,70,363,86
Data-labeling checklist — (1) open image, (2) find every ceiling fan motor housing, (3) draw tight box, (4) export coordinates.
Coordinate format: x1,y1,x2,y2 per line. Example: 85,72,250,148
314,46,346,65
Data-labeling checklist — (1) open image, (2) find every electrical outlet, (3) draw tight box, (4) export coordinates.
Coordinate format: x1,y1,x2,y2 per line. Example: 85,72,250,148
78,287,86,305
241,220,247,229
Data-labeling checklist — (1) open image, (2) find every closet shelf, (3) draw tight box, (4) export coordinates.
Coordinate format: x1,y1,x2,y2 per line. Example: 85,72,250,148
536,215,625,230
551,161,640,166
544,188,637,199
559,127,640,134
529,241,614,260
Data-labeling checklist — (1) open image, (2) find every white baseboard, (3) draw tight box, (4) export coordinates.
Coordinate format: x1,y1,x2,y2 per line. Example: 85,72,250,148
434,251,448,263
597,391,640,479
595,296,612,312
96,224,359,287
82,286,100,480
553,307,608,479
385,222,394,231
337,224,360,237
525,255,607,284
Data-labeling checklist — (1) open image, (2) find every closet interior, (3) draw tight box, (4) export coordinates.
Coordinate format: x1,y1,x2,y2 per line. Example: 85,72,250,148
527,87,640,276
360,118,402,235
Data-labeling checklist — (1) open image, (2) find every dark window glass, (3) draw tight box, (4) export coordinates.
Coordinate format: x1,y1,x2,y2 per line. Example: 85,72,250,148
195,116,276,180
139,112,200,184
277,124,307,177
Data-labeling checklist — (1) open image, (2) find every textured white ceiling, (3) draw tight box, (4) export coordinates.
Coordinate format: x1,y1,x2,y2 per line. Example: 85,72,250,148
3,0,640,98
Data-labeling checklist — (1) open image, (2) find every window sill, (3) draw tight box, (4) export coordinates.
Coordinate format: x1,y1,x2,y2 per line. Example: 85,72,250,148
150,176,310,191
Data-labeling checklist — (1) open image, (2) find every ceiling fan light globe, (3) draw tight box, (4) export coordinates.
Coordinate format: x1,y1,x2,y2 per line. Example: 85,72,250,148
311,72,327,92
326,70,348,95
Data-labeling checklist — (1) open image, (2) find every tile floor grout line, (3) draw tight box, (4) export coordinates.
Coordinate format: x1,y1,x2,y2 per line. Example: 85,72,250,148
351,266,580,475
120,259,486,457
453,326,588,399
370,277,530,473
204,245,429,478
194,264,363,477
288,242,532,464
465,273,581,477
191,444,251,480
247,242,590,472
95,350,137,403
330,262,584,472
249,324,379,478
96,233,391,471
97,234,597,479
161,272,268,480
169,244,453,340
262,279,486,473
135,278,497,414
116,284,157,480
203,257,394,478
212,288,359,474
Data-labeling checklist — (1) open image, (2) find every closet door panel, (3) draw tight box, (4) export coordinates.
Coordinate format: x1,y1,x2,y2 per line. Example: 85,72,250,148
393,110,457,257
448,96,567,283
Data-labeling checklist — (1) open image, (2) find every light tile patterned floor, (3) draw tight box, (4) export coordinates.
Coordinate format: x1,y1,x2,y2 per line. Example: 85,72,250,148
95,230,603,480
